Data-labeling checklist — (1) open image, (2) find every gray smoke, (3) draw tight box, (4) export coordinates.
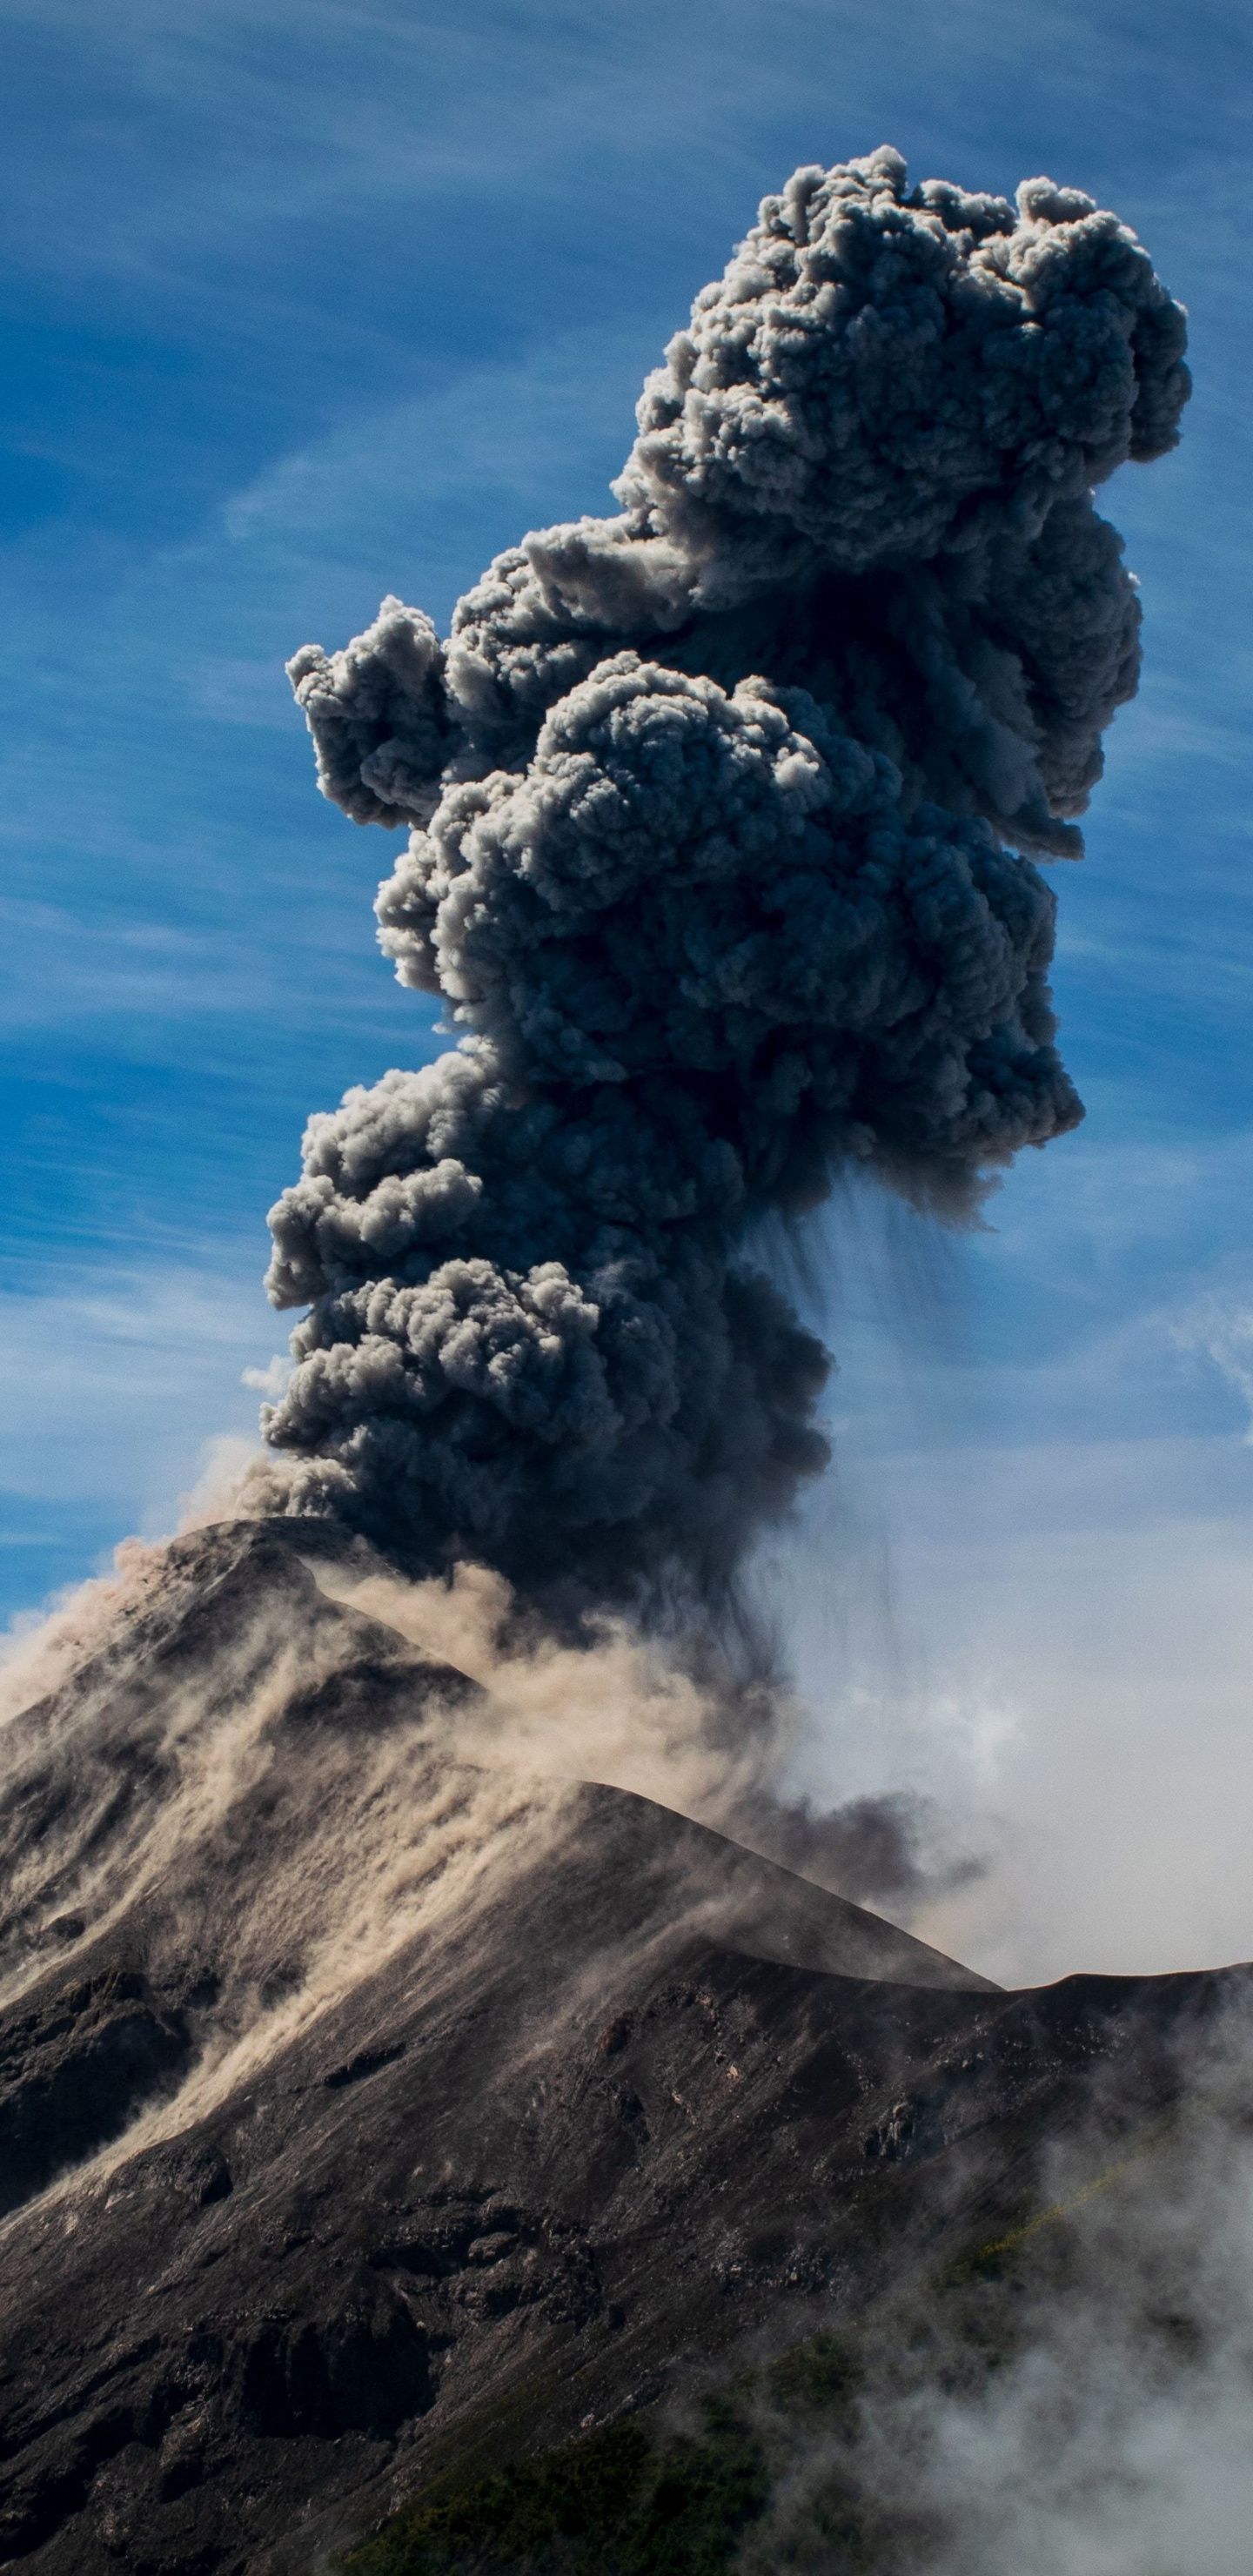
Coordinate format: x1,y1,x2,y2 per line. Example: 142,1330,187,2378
251,146,1187,1603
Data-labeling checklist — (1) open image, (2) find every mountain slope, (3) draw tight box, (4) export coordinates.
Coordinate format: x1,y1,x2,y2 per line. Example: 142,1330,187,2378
0,1522,1242,2575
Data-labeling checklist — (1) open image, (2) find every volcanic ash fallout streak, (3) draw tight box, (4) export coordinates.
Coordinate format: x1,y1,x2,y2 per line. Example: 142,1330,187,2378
246,147,1188,1607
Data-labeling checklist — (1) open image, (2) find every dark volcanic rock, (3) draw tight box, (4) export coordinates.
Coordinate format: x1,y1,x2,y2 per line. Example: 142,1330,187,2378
0,1522,1245,2574
0,1966,191,2218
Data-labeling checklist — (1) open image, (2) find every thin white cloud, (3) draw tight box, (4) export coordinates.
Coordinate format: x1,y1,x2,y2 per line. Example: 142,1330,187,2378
0,1262,283,1524
0,0,1239,309
1170,1295,1253,1442
783,1496,1253,1987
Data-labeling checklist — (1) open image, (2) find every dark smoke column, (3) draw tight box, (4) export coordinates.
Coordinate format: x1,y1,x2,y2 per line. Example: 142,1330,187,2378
249,149,1187,1604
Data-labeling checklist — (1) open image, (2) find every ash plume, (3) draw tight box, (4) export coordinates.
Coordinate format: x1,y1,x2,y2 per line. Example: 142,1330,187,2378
249,146,1187,1604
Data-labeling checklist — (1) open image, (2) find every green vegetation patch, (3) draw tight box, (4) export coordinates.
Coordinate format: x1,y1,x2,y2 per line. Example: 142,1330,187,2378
336,2170,1130,2576
334,2263,1026,2576
339,2401,770,2575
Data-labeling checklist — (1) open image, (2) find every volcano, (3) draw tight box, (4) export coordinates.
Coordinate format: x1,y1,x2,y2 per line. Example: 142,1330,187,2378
0,1519,1243,2574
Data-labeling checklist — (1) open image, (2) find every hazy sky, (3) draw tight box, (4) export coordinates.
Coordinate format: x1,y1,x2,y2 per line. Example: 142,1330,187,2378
2,0,1250,1981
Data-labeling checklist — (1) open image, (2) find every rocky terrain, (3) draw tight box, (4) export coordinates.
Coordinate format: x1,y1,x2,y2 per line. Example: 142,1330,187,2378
0,1521,1244,2574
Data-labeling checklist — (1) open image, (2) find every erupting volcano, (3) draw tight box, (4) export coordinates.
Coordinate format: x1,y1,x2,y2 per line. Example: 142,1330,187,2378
0,152,1228,2576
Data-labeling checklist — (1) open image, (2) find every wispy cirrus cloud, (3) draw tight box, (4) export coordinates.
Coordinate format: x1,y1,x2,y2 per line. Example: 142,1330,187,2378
0,1260,283,1602
1169,1295,1253,1443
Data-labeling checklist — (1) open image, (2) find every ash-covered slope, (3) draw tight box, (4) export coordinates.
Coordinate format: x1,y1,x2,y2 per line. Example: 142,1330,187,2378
0,1524,1243,2576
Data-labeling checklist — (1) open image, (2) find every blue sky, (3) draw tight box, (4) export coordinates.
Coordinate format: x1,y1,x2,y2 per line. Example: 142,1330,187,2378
2,0,1250,1977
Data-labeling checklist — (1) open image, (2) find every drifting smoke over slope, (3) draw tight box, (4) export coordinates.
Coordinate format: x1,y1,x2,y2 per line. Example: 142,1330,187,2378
247,147,1188,1601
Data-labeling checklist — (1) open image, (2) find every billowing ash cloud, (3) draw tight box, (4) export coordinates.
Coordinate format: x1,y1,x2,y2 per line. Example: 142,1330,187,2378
249,147,1187,1602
